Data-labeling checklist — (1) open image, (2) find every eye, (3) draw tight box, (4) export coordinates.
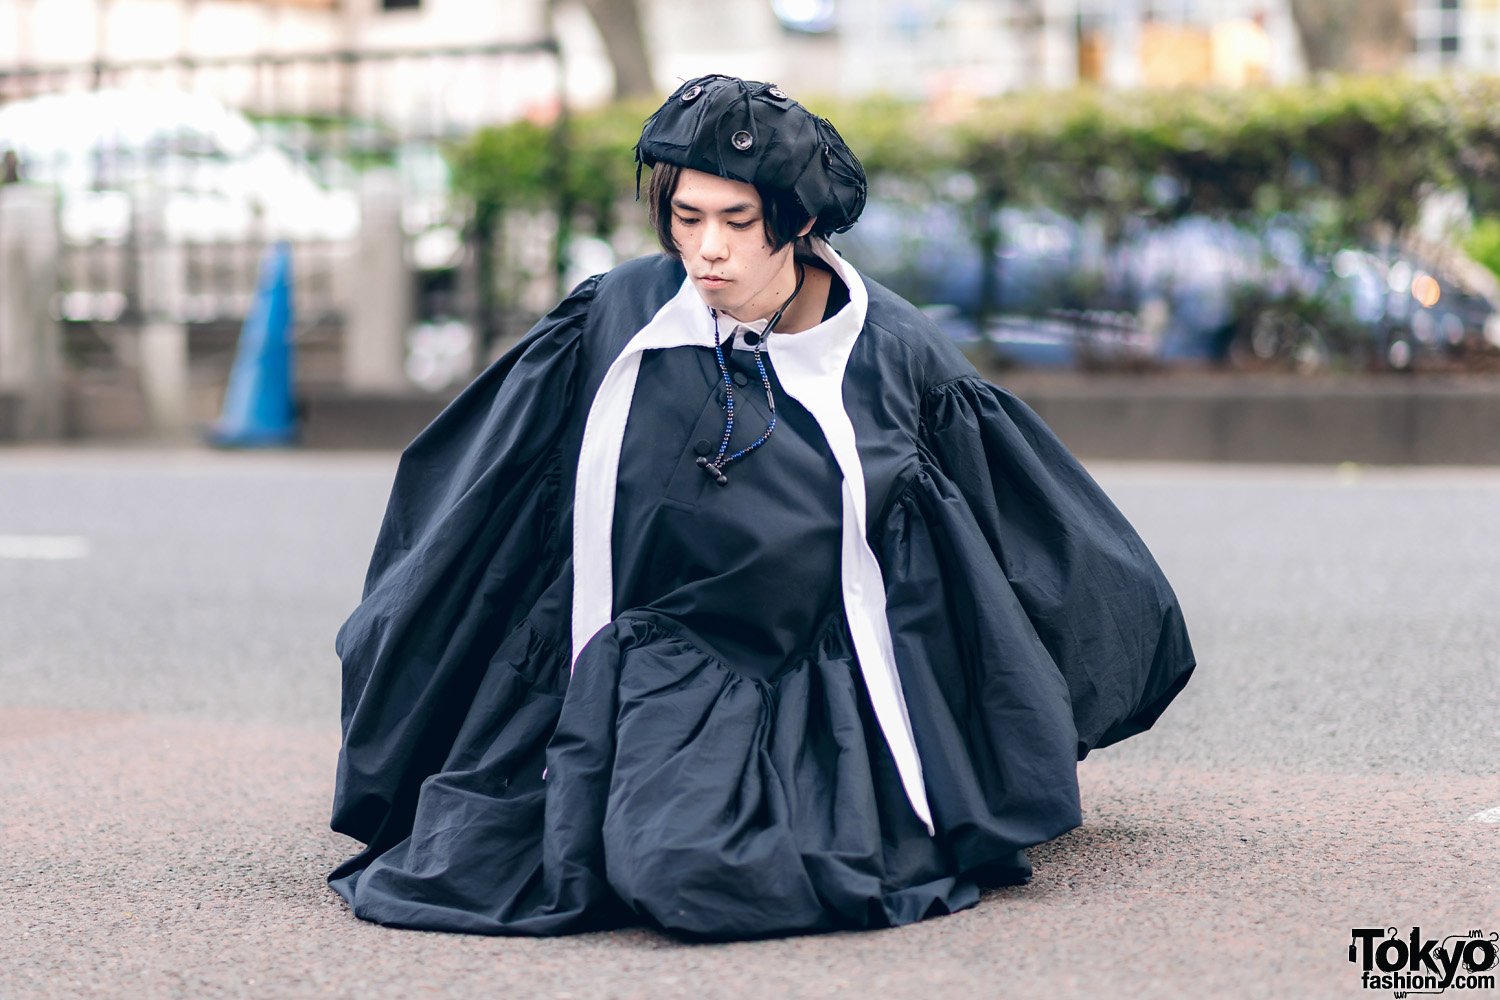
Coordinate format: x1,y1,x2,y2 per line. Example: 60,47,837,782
674,215,700,227
728,221,755,231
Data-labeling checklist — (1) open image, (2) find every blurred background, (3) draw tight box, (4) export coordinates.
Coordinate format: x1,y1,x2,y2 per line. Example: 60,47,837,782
1,0,1499,454
8,11,1499,991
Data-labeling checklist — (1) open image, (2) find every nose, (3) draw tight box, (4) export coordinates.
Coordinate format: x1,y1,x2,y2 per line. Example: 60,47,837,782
698,220,728,262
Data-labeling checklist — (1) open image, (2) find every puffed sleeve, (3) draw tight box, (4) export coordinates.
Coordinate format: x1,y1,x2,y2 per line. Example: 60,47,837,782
331,275,597,845
909,374,1195,758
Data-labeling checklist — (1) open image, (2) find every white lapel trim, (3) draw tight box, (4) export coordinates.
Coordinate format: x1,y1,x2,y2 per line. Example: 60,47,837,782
570,240,935,835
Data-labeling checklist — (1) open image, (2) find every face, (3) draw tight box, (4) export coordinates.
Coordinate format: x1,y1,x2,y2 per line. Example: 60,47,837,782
669,168,800,323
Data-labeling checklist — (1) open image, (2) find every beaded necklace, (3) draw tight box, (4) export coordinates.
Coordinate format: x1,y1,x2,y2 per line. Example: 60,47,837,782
696,261,805,486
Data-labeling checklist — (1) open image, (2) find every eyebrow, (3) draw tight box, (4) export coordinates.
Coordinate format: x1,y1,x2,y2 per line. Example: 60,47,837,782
671,198,758,215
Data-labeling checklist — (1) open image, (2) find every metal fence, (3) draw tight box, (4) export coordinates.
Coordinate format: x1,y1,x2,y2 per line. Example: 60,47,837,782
0,40,564,386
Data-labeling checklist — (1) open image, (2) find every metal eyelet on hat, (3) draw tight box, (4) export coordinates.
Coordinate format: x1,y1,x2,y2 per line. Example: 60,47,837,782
768,86,786,99
731,130,754,151
681,84,703,103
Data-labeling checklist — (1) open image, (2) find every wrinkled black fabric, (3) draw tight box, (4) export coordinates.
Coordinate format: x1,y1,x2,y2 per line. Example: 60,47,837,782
329,253,1196,939
634,75,868,235
613,345,844,672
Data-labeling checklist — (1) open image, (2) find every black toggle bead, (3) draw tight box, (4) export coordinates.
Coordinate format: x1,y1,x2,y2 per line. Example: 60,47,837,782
716,474,728,486
696,455,710,467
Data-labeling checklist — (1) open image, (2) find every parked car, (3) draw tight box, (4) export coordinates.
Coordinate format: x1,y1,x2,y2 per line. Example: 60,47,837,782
837,196,1500,372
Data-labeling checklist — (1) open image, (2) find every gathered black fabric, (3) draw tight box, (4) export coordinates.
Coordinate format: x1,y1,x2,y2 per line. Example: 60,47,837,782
329,253,1195,939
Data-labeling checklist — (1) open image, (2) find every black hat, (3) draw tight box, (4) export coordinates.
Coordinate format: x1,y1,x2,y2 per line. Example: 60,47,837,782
635,74,867,235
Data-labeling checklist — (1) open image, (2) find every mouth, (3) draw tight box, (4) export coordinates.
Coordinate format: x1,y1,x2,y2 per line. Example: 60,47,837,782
697,275,731,286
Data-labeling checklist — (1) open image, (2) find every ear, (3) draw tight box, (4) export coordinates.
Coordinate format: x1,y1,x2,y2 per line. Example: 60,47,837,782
797,217,816,238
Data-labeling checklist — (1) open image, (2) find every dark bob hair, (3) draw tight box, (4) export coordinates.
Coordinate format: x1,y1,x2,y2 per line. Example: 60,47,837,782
645,162,813,257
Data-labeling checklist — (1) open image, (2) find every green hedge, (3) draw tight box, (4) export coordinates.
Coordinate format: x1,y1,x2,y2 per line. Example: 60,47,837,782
954,76,1500,249
1464,216,1500,279
450,75,1500,268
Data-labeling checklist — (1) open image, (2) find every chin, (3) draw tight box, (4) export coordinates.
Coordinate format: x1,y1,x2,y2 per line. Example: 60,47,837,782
693,281,736,307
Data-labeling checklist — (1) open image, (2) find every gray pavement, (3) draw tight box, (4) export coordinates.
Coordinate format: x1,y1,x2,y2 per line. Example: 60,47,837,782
2,448,1497,999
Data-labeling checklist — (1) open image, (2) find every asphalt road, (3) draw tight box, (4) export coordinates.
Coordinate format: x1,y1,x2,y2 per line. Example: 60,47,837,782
2,448,1497,999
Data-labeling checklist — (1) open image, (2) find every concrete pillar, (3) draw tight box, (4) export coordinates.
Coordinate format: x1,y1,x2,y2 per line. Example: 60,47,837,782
0,184,64,440
343,170,411,392
1107,0,1142,88
133,193,191,439
138,321,190,439
1039,0,1081,89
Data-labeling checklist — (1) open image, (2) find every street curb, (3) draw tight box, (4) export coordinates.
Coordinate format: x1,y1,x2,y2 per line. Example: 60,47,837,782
7,376,1500,465
0,390,18,439
291,375,1500,465
297,387,453,451
999,374,1500,465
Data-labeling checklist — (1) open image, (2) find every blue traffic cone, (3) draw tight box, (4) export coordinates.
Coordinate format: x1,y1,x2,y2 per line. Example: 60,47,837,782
209,241,297,447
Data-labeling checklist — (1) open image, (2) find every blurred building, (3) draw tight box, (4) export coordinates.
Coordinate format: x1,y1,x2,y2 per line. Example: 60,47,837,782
1409,0,1500,72
0,0,555,62
0,0,563,125
635,0,1305,100
5,1,1499,112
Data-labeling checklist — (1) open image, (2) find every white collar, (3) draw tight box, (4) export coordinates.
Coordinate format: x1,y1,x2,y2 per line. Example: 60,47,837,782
621,238,865,355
